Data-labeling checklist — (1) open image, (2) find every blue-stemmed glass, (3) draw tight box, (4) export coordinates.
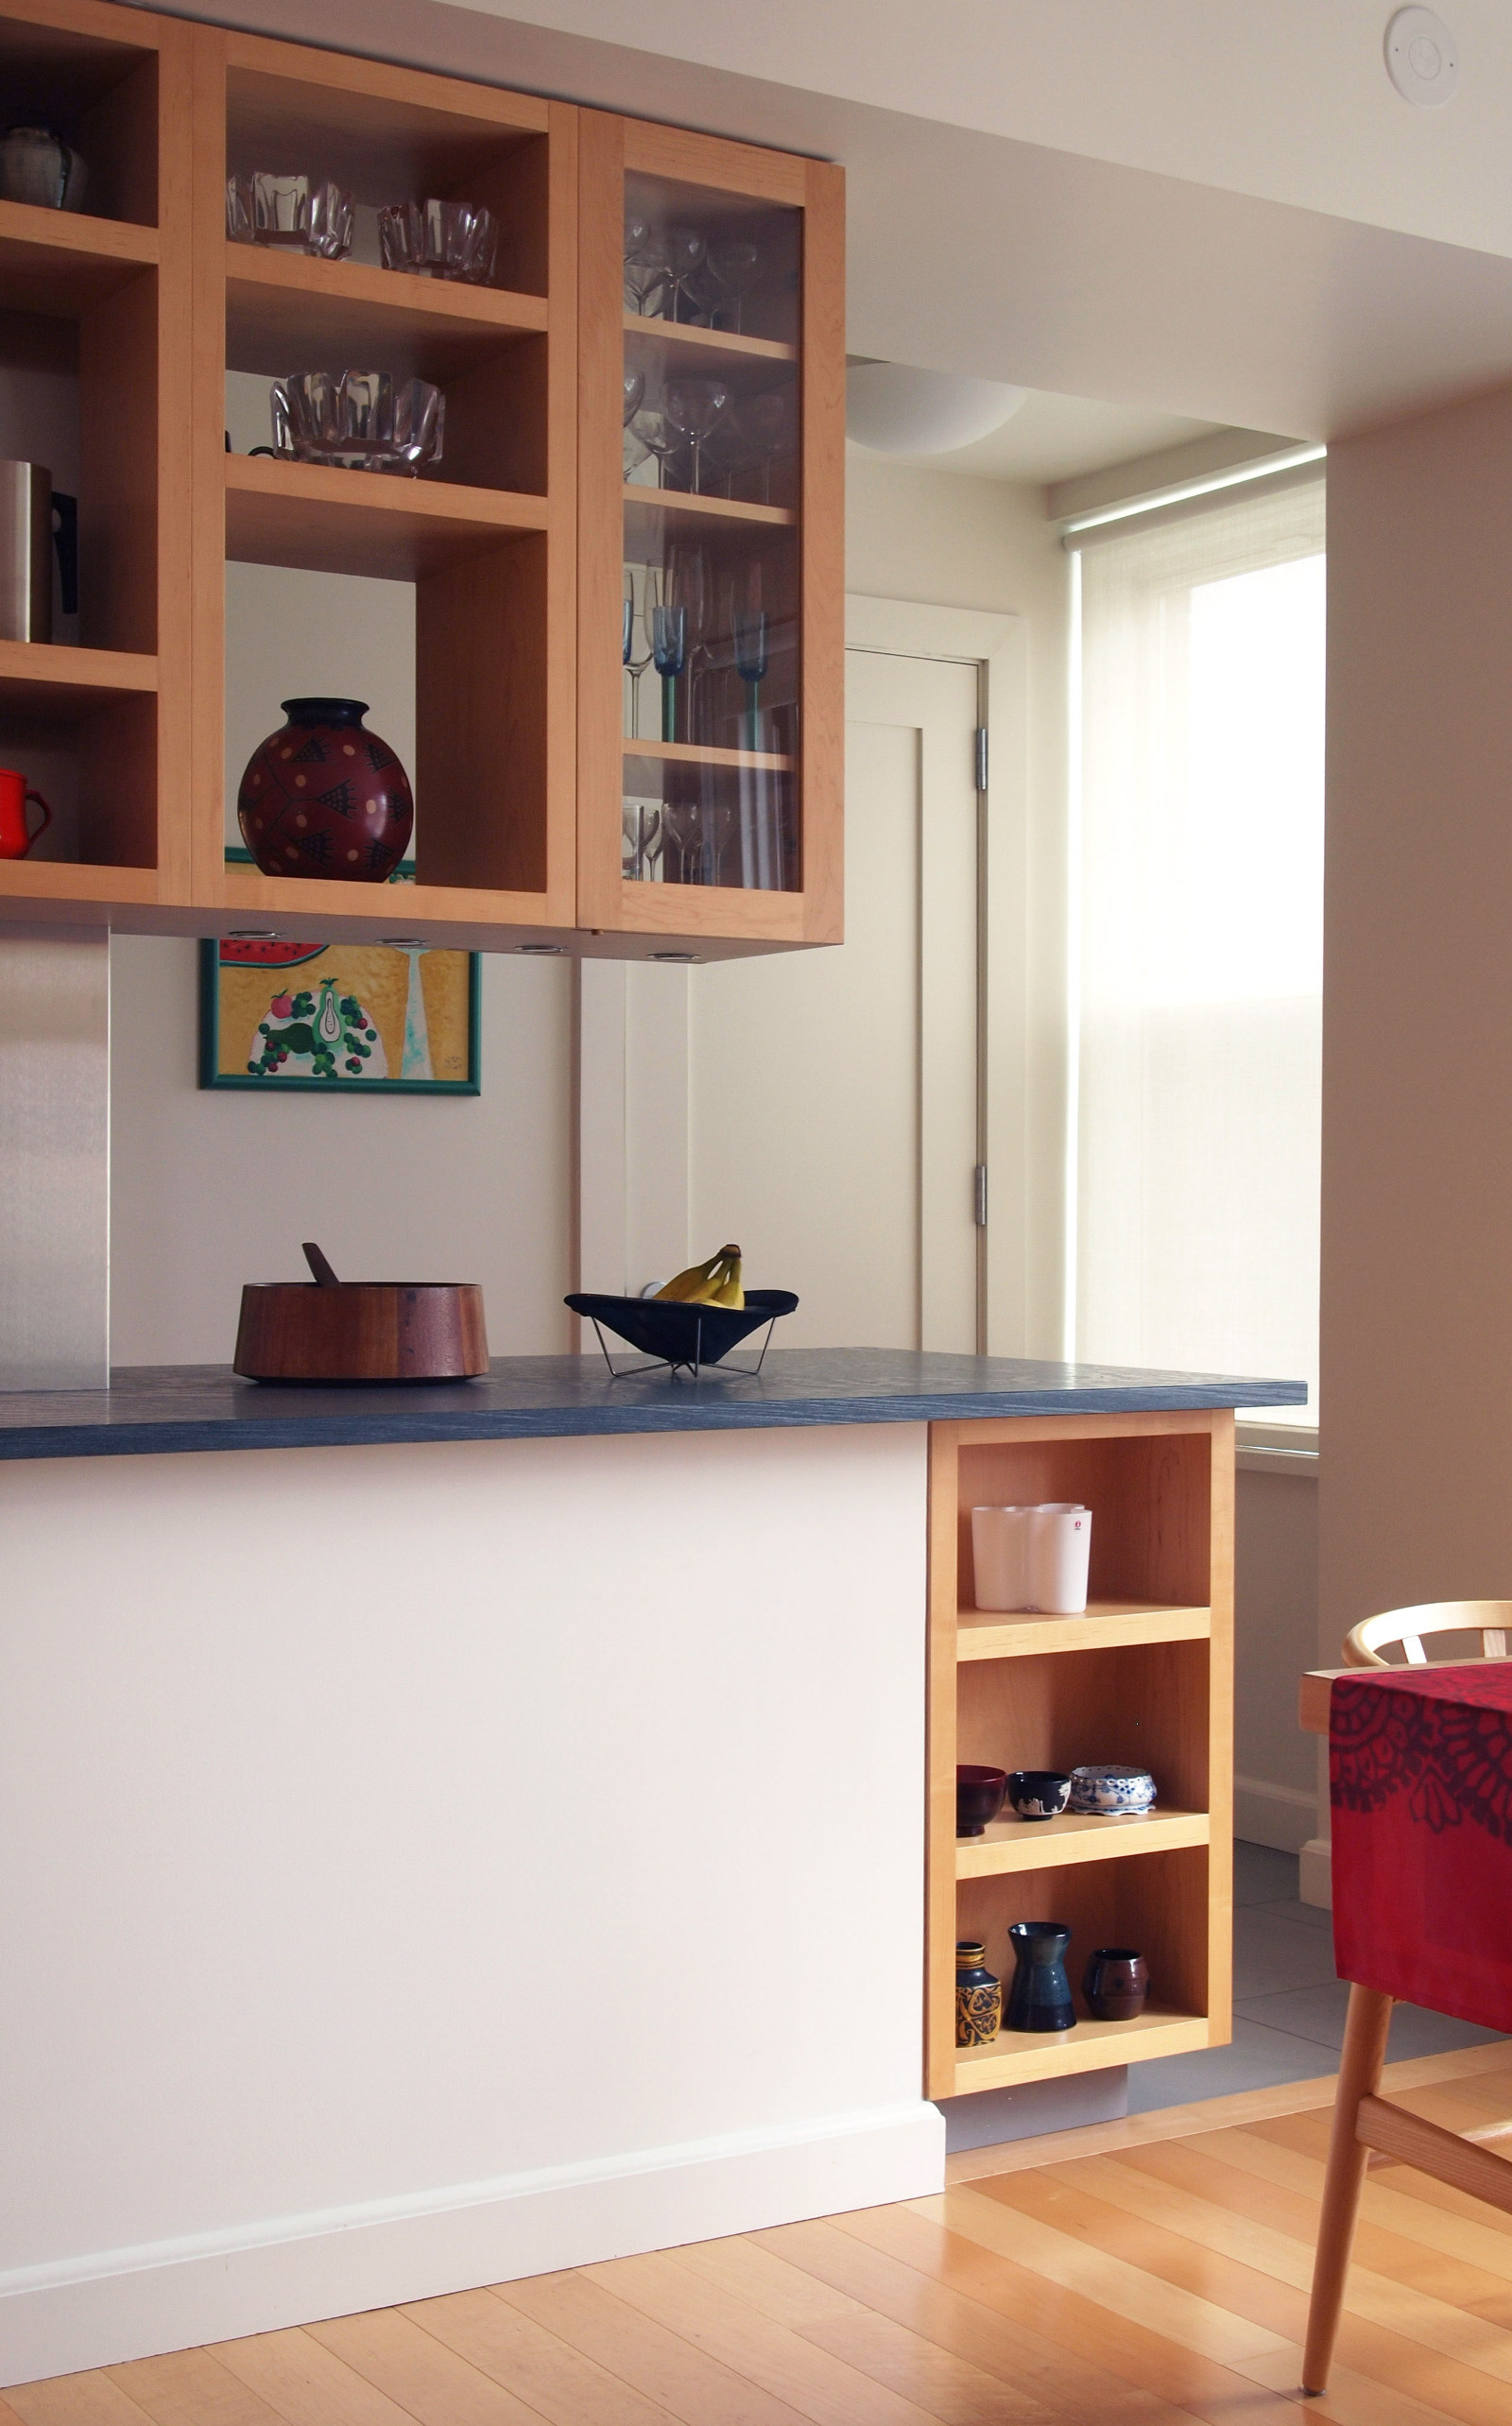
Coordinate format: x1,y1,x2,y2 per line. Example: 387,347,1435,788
733,605,768,749
652,602,688,742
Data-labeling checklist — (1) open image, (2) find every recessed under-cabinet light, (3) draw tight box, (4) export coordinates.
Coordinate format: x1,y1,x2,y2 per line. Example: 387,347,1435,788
516,943,566,955
227,929,281,940
649,951,699,963
380,938,425,949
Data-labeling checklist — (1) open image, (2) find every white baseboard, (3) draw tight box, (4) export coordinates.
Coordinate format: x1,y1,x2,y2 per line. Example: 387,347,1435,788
0,2101,944,2387
1234,1774,1318,1855
1299,1835,1333,1909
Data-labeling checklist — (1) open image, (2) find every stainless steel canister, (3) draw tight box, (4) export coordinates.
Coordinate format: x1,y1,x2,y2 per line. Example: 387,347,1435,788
0,462,53,643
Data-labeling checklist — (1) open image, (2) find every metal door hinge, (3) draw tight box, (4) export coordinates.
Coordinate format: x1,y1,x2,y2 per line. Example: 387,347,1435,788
973,1164,988,1227
974,726,988,793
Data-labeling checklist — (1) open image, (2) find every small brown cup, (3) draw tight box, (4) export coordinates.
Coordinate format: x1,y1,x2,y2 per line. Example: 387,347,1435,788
956,1764,1008,1836
1082,1945,1148,2021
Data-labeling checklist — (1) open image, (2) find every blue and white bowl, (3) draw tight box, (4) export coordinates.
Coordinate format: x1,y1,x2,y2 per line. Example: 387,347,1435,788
1069,1764,1156,1816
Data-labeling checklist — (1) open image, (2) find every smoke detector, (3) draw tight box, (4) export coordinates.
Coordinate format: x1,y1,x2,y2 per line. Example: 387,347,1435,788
1384,8,1458,107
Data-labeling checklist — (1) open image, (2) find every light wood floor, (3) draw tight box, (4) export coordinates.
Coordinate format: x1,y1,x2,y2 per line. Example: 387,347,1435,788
9,2041,1512,2426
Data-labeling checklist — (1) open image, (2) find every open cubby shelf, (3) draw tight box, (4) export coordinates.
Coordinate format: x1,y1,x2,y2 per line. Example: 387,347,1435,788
926,1411,1236,2100
0,0,841,949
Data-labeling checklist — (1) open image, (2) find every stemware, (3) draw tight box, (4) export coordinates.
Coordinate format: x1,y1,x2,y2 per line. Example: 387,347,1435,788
740,387,796,504
650,592,688,744
623,565,654,739
662,377,730,497
625,229,675,317
622,798,663,882
664,225,707,322
629,405,682,490
624,207,652,308
731,565,768,751
661,788,703,885
623,364,646,424
667,542,710,743
708,239,760,333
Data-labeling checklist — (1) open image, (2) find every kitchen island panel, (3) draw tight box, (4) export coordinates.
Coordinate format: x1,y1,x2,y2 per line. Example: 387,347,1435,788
0,1420,938,2382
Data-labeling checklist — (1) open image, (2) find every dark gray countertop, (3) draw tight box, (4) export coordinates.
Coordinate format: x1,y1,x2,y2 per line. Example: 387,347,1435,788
0,1350,1307,1461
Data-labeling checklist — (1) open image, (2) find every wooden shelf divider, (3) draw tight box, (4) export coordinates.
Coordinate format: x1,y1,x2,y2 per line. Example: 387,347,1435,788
623,737,793,773
956,1600,1212,1661
622,309,797,364
953,2004,1211,2093
955,1806,1210,1880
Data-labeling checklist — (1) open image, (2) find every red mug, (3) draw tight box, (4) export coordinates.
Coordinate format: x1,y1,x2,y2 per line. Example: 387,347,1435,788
0,766,51,859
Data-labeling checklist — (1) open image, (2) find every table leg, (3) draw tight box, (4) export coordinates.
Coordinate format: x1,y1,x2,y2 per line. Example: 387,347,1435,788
1301,1982,1393,2395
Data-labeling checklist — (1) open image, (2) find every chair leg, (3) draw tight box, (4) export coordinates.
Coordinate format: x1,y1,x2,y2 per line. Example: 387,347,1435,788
1301,1984,1393,2395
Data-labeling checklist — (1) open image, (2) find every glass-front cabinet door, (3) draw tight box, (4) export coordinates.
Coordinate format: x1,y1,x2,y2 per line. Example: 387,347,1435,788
577,113,843,953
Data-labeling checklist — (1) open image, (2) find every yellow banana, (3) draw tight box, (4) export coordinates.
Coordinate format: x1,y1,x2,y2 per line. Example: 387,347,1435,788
656,1244,742,1304
708,1251,744,1309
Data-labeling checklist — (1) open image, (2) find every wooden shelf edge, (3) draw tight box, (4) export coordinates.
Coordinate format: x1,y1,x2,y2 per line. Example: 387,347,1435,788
953,2010,1211,2093
0,198,157,263
0,640,157,696
217,866,574,930
955,1603,1213,1660
623,309,796,364
622,483,795,529
612,877,808,943
954,1809,1210,1879
0,861,158,903
225,454,550,533
623,738,793,772
224,244,548,335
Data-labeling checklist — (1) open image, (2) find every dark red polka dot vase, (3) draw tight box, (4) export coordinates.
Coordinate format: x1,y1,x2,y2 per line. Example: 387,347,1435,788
237,697,414,882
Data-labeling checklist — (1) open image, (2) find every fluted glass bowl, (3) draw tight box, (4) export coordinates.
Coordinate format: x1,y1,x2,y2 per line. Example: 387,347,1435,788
227,172,352,258
270,372,445,475
378,198,498,284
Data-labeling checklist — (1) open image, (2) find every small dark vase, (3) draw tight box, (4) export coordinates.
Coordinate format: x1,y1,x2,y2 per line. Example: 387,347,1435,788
956,1764,1008,1836
237,697,413,882
955,1939,1002,2046
1005,1920,1075,2032
1083,1946,1149,2022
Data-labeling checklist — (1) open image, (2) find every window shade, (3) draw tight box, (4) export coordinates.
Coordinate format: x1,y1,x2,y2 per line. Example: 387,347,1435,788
1073,474,1325,1419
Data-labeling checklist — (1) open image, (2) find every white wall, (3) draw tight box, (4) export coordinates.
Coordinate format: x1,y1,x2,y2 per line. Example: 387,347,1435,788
0,1423,940,2379
1235,1463,1320,1851
110,939,575,1363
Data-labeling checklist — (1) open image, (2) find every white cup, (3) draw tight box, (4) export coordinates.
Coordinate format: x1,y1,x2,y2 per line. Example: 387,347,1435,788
971,1505,1034,1610
1026,1505,1092,1613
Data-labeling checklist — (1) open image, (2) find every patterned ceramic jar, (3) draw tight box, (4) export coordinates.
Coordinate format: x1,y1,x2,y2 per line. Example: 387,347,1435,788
1068,1764,1157,1815
954,1940,1002,2046
237,697,413,882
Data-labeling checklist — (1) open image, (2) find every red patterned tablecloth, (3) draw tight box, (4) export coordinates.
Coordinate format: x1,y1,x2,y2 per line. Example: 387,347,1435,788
1331,1664,1512,2033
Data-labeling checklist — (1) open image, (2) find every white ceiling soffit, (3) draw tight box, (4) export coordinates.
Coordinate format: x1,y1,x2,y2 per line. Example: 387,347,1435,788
191,0,1512,440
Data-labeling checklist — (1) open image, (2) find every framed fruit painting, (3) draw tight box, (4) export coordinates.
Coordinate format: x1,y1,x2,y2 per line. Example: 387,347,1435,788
199,936,481,1095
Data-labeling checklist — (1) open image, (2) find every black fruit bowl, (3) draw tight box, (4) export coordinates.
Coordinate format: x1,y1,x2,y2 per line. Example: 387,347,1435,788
565,1289,799,1371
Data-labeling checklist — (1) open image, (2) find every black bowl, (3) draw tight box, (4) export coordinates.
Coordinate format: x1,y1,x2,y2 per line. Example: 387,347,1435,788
565,1289,799,1370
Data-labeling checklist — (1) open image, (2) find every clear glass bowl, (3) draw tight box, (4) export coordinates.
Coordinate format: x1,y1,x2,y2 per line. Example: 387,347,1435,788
378,198,498,284
227,172,353,259
269,373,445,475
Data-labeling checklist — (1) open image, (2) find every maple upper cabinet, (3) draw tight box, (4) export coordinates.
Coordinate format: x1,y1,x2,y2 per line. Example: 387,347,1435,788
0,0,844,955
576,112,844,956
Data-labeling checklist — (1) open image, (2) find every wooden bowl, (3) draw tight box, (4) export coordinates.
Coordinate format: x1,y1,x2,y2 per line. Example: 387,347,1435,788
234,1282,489,1383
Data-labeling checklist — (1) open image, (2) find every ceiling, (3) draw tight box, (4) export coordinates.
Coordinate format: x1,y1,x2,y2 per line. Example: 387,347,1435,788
189,0,1512,442
849,390,1225,485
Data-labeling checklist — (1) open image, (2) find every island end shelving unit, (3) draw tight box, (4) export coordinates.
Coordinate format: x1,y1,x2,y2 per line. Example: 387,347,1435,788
926,1409,1235,2096
0,0,846,957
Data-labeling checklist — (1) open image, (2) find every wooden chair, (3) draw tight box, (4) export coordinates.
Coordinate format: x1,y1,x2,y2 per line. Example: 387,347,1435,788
1343,1598,1512,1666
1302,1631,1512,2392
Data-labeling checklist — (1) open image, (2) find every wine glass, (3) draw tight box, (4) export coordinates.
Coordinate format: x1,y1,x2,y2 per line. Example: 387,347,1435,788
701,411,759,499
661,788,702,885
739,387,795,504
708,239,760,333
622,364,647,478
624,218,670,315
629,405,683,490
731,562,768,750
650,583,688,743
622,797,662,881
663,377,730,496
667,542,710,742
664,224,706,322
624,564,654,736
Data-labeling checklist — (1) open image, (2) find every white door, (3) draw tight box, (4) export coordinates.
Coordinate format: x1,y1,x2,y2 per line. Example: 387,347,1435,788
690,644,981,1351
